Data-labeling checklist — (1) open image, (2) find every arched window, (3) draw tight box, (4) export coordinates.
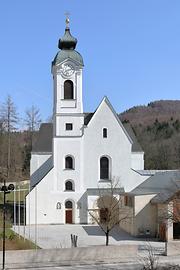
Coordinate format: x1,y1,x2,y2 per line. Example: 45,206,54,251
65,156,74,169
103,128,107,138
65,180,74,191
64,80,74,99
100,156,109,179
65,200,73,209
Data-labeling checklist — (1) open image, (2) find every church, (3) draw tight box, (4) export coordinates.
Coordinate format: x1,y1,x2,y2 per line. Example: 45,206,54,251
26,19,180,240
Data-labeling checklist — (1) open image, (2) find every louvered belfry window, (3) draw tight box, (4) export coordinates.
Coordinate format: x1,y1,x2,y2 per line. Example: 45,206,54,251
100,157,109,179
64,80,74,99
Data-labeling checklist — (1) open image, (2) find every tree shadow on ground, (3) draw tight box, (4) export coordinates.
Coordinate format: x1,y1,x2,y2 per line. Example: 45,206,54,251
82,225,137,241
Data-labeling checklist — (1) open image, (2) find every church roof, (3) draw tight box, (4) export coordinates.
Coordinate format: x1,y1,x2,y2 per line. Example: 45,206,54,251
32,116,143,153
52,50,84,67
123,122,143,152
84,113,94,125
129,171,180,198
32,123,53,153
30,156,53,190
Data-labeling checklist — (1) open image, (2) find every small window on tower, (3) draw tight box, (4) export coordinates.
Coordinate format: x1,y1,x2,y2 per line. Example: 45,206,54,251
103,128,107,138
65,156,74,169
66,123,73,130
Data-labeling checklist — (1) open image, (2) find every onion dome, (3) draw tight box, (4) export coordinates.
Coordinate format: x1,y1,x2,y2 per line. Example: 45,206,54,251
58,19,77,50
52,18,84,67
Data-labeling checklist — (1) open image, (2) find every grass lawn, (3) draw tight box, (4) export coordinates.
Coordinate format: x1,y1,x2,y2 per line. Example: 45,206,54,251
0,228,38,250
0,183,38,250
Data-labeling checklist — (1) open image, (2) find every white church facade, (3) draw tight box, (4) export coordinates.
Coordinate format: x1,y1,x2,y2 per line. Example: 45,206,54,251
26,20,180,240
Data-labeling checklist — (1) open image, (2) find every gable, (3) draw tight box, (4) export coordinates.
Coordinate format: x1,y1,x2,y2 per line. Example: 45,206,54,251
85,97,133,145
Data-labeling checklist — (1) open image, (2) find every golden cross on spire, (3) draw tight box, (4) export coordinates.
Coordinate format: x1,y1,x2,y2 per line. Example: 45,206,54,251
65,12,70,28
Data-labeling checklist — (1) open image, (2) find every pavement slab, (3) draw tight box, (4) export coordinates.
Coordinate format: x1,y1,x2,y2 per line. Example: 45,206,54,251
13,224,164,251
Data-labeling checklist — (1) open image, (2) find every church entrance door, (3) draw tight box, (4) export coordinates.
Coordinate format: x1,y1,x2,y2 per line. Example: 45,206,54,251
65,200,73,224
66,210,73,224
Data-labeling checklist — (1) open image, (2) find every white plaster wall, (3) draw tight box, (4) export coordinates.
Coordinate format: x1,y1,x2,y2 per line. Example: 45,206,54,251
131,152,144,170
26,169,54,224
134,194,157,237
83,100,132,191
26,166,88,224
30,154,51,175
56,115,84,137
53,137,84,193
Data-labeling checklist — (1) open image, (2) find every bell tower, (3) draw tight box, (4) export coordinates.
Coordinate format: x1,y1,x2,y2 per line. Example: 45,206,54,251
52,18,84,137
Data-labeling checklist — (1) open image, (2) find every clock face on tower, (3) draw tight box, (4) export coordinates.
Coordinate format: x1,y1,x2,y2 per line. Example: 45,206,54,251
62,63,75,77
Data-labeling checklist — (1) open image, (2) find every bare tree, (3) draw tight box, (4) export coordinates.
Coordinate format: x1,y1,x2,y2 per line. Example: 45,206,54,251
88,179,132,246
155,179,180,244
158,181,180,223
0,95,18,179
46,115,53,123
22,105,41,174
139,242,159,270
25,105,41,139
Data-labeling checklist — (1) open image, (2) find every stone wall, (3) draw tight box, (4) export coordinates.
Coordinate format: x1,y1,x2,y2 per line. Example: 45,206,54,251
0,245,138,265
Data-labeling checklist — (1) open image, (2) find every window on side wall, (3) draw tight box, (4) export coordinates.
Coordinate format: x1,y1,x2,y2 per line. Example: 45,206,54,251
100,156,110,180
103,128,107,138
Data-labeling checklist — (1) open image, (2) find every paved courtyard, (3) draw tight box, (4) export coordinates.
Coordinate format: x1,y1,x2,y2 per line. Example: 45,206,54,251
13,224,165,252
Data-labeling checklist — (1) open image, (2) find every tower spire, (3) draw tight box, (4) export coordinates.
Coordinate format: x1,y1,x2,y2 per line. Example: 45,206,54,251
58,13,77,50
65,12,70,29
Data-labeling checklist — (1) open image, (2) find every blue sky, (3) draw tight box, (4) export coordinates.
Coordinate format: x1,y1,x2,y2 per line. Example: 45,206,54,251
1,1,180,121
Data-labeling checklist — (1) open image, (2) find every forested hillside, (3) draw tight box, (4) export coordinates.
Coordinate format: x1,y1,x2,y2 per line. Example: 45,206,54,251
0,96,41,183
1,99,180,183
120,100,180,170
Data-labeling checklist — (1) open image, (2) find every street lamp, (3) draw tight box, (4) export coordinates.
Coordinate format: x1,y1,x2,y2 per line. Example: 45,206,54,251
1,180,14,270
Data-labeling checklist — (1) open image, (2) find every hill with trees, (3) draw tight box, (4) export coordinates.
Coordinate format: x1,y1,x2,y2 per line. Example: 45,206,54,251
120,100,180,170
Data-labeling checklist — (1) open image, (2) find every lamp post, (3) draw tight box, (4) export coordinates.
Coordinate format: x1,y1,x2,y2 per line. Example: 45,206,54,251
1,179,14,270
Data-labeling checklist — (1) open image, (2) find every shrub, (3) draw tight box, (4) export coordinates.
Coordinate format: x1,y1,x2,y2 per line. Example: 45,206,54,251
0,229,16,240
